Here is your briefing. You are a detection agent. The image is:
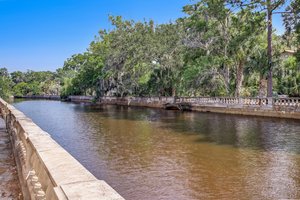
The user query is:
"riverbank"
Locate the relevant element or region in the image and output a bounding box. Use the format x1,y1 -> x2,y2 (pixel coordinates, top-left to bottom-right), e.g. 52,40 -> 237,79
14,95 -> 300,119
14,95 -> 61,100
68,96 -> 300,120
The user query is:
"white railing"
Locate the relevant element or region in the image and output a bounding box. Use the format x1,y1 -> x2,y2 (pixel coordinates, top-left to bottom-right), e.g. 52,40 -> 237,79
273,98 -> 300,107
95,96 -> 299,107
68,95 -> 300,109
174,97 -> 300,107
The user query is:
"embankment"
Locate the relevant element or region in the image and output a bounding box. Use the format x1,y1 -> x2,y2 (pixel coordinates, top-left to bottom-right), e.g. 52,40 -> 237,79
15,95 -> 300,119
69,96 -> 300,120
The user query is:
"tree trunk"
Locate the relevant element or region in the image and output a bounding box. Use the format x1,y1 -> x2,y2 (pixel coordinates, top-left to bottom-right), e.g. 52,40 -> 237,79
224,42 -> 230,95
259,75 -> 268,98
224,65 -> 230,95
172,87 -> 176,97
235,60 -> 244,97
267,0 -> 273,97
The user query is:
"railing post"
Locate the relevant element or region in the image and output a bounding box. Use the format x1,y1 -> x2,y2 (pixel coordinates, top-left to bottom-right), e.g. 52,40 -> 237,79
267,97 -> 273,107
238,98 -> 242,105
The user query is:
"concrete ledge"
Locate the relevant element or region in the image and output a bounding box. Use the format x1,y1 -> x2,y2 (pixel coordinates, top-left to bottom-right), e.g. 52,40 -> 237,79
0,98 -> 125,200
191,106 -> 300,120
57,180 -> 124,200
90,96 -> 300,119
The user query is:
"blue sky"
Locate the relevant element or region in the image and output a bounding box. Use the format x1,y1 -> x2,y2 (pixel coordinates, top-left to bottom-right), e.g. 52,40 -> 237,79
0,0 -> 286,72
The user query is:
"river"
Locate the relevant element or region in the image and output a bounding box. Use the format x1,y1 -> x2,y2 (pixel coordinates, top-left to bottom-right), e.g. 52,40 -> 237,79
13,100 -> 300,199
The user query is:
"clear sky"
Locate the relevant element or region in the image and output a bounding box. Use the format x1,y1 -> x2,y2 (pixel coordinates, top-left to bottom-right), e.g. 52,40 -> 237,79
0,0 -> 286,72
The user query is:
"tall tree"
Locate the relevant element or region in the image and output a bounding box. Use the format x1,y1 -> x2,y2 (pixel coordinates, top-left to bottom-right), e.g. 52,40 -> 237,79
283,0 -> 300,61
182,0 -> 234,95
182,0 -> 264,97
227,0 -> 292,97
229,10 -> 265,97
0,68 -> 12,99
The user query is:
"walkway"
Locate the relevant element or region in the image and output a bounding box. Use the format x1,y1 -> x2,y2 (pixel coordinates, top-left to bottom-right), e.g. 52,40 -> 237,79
0,119 -> 22,199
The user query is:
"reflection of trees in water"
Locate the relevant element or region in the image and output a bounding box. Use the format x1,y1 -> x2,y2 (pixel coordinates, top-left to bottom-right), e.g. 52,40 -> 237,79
259,120 -> 300,154
14,101 -> 300,199
234,119 -> 264,149
72,103 -> 300,154
141,110 -> 300,154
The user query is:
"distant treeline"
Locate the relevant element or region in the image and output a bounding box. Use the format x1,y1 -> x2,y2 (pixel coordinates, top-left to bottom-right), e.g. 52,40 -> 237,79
1,0 -> 300,100
0,69 -> 60,99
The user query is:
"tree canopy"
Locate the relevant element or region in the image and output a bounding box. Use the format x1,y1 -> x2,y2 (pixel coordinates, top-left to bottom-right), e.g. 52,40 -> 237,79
57,0 -> 299,98
0,0 -> 299,99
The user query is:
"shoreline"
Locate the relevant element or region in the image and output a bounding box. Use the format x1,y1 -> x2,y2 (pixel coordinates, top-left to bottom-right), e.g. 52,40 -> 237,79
15,95 -> 300,120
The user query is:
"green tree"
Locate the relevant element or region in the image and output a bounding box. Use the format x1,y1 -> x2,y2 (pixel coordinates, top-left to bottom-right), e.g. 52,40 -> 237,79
61,52 -> 104,97
227,0 -> 293,97
57,2 -> 298,99
10,71 -> 26,85
276,56 -> 300,96
0,68 -> 12,99
182,0 -> 265,97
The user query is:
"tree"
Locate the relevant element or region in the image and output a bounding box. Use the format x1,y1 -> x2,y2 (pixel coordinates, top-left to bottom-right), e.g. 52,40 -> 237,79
10,70 -> 61,96
227,0 -> 293,97
58,3 -> 297,99
99,16 -> 157,97
276,56 -> 300,96
0,68 -> 12,99
10,71 -> 26,85
283,0 -> 300,62
182,0 -> 265,97
151,22 -> 185,96
182,0 -> 233,95
229,10 -> 265,97
61,52 -> 104,97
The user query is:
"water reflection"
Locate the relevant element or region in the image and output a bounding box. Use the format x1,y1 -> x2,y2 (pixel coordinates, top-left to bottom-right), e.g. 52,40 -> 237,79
13,100 -> 300,199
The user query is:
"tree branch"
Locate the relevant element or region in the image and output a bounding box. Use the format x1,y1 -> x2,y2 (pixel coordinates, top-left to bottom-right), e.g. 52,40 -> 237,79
273,11 -> 292,14
271,0 -> 285,12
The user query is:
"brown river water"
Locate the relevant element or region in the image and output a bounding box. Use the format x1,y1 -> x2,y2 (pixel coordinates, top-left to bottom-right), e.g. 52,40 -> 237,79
13,100 -> 300,200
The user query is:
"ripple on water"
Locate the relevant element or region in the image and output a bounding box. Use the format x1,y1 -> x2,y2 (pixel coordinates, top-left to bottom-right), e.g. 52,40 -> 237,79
13,100 -> 300,200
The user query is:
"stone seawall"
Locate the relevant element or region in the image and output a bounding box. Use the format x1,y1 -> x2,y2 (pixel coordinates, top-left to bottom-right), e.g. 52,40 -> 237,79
15,95 -> 300,119
0,98 -> 124,200
69,96 -> 300,119
177,97 -> 300,119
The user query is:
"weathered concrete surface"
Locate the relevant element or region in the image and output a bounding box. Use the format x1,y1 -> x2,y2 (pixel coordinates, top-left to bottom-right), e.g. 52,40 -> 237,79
0,119 -> 22,200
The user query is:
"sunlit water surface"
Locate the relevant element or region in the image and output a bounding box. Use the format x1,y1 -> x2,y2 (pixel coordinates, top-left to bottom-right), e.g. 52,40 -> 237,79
13,100 -> 300,199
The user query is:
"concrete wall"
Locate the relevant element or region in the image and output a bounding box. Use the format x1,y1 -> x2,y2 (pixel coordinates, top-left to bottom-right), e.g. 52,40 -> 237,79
69,96 -> 300,119
13,95 -> 300,119
68,96 -> 94,103
0,98 -> 124,200
99,96 -> 176,108
177,97 -> 300,119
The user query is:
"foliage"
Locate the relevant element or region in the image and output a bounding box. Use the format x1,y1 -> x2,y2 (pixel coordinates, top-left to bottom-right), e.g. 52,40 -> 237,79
5,0 -> 300,98
58,2 -> 300,97
276,56 -> 300,96
4,70 -> 61,97
0,68 -> 12,99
